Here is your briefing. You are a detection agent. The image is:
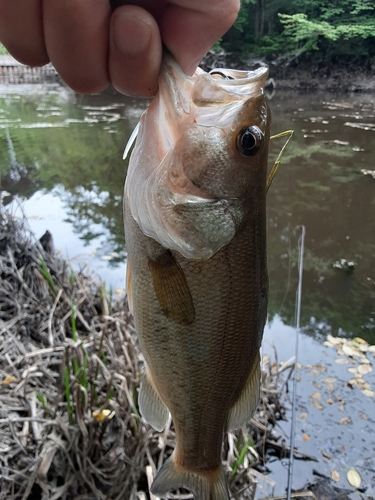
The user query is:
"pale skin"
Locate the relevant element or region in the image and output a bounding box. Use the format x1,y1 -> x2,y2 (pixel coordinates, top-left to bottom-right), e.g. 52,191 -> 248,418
0,0 -> 240,96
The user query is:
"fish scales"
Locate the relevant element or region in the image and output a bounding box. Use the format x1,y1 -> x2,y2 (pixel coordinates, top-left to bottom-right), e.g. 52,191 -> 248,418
124,54 -> 270,500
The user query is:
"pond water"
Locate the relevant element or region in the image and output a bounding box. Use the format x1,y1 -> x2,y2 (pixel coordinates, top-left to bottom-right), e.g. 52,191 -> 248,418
1,82 -> 374,497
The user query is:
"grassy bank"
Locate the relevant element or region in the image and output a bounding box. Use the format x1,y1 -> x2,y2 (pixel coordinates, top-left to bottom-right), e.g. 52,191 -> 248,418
0,201 -> 297,500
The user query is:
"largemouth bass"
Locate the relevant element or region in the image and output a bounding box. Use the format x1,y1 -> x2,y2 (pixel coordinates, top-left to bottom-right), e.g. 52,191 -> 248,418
124,54 -> 270,500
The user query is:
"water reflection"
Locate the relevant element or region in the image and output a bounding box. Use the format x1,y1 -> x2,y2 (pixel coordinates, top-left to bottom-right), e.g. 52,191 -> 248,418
0,84 -> 374,342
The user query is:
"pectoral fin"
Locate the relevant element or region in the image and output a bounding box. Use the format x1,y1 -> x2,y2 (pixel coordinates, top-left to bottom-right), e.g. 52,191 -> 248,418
139,370 -> 169,432
227,353 -> 260,431
148,250 -> 195,325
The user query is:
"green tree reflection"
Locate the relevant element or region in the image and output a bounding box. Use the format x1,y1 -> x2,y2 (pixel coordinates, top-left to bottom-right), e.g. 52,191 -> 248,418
0,89 -> 374,342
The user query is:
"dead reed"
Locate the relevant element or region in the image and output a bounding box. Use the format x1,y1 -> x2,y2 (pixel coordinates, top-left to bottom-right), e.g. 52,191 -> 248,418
0,201 -> 295,500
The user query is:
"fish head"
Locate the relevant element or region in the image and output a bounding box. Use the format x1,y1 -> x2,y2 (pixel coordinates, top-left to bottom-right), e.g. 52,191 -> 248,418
125,55 -> 271,259
160,56 -> 270,202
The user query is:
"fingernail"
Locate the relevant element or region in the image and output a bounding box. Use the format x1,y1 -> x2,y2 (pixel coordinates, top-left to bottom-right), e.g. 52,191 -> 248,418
113,11 -> 152,55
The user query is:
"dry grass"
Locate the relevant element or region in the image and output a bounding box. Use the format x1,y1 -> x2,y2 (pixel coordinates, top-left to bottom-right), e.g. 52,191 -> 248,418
0,201 -> 296,500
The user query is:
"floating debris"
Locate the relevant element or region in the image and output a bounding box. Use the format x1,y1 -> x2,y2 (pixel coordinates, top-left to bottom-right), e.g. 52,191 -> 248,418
332,258 -> 356,270
344,121 -> 375,131
361,168 -> 375,179
324,334 -> 374,398
333,139 -> 349,146
346,467 -> 362,489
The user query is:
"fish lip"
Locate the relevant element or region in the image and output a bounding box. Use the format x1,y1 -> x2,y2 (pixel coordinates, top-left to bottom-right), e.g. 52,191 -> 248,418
208,66 -> 269,85
162,51 -> 269,86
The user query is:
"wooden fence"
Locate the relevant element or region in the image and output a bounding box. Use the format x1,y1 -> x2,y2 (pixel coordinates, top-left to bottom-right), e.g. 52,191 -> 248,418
0,55 -> 59,84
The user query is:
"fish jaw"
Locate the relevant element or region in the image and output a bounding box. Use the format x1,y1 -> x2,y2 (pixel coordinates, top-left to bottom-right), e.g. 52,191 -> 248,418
125,56 -> 270,260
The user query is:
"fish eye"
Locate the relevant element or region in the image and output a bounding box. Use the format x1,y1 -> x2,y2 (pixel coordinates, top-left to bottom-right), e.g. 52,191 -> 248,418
237,126 -> 263,157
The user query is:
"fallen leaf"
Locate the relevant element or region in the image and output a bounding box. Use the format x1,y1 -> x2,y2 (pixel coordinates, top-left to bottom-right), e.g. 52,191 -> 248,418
331,470 -> 340,483
357,380 -> 371,390
298,412 -> 308,420
340,417 -> 351,425
347,379 -> 357,387
312,392 -> 322,399
347,367 -> 358,374
323,377 -> 337,384
313,400 -> 324,410
335,358 -> 352,364
353,337 -> 368,345
311,369 -> 321,376
1,375 -> 16,385
297,362 -> 303,369
321,450 -> 332,459
342,344 -> 355,357
359,357 -> 371,364
313,381 -> 322,389
368,345 -> 375,352
326,398 -> 334,404
357,364 -> 372,375
362,389 -> 375,397
347,467 -> 361,489
327,383 -> 335,392
302,434 -> 310,441
314,364 -> 327,372
327,335 -> 342,346
324,341 -> 334,347
338,405 -> 345,412
92,409 -> 115,422
358,413 -> 368,420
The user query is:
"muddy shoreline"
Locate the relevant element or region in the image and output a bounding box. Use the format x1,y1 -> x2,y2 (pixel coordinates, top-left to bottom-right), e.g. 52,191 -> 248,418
268,65 -> 375,93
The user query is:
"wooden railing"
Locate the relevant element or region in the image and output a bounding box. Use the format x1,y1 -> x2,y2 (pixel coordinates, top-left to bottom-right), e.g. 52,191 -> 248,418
0,55 -> 59,84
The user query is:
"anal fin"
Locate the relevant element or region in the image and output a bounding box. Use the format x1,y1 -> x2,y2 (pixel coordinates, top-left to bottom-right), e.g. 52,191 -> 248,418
139,370 -> 169,432
148,249 -> 195,325
227,352 -> 261,431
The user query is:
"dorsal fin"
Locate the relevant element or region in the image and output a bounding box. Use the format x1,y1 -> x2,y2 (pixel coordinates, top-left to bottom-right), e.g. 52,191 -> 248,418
123,122 -> 140,160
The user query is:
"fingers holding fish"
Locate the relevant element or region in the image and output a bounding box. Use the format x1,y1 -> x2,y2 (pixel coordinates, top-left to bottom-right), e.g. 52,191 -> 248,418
160,0 -> 241,75
109,5 -> 162,97
0,0 -> 48,67
43,0 -> 112,93
0,0 -> 240,96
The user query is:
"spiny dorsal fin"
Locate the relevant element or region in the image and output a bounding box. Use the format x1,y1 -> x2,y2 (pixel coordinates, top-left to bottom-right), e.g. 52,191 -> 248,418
148,250 -> 195,325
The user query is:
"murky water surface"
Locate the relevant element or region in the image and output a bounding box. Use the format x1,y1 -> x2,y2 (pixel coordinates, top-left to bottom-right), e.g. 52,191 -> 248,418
1,83 -> 374,497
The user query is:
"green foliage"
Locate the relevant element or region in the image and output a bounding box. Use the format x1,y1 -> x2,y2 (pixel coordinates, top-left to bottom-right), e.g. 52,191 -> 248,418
219,0 -> 375,64
39,258 -> 57,296
279,11 -> 375,54
0,43 -> 9,55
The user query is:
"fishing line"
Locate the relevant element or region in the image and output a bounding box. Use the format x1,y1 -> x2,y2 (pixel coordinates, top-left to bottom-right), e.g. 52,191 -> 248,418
286,225 -> 306,500
278,223 -> 293,317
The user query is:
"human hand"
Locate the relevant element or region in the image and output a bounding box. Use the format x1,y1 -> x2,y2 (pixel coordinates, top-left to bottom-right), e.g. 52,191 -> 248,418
0,0 -> 239,96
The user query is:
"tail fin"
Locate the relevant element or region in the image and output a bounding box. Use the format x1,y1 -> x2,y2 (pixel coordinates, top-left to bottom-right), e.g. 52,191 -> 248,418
150,455 -> 229,500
